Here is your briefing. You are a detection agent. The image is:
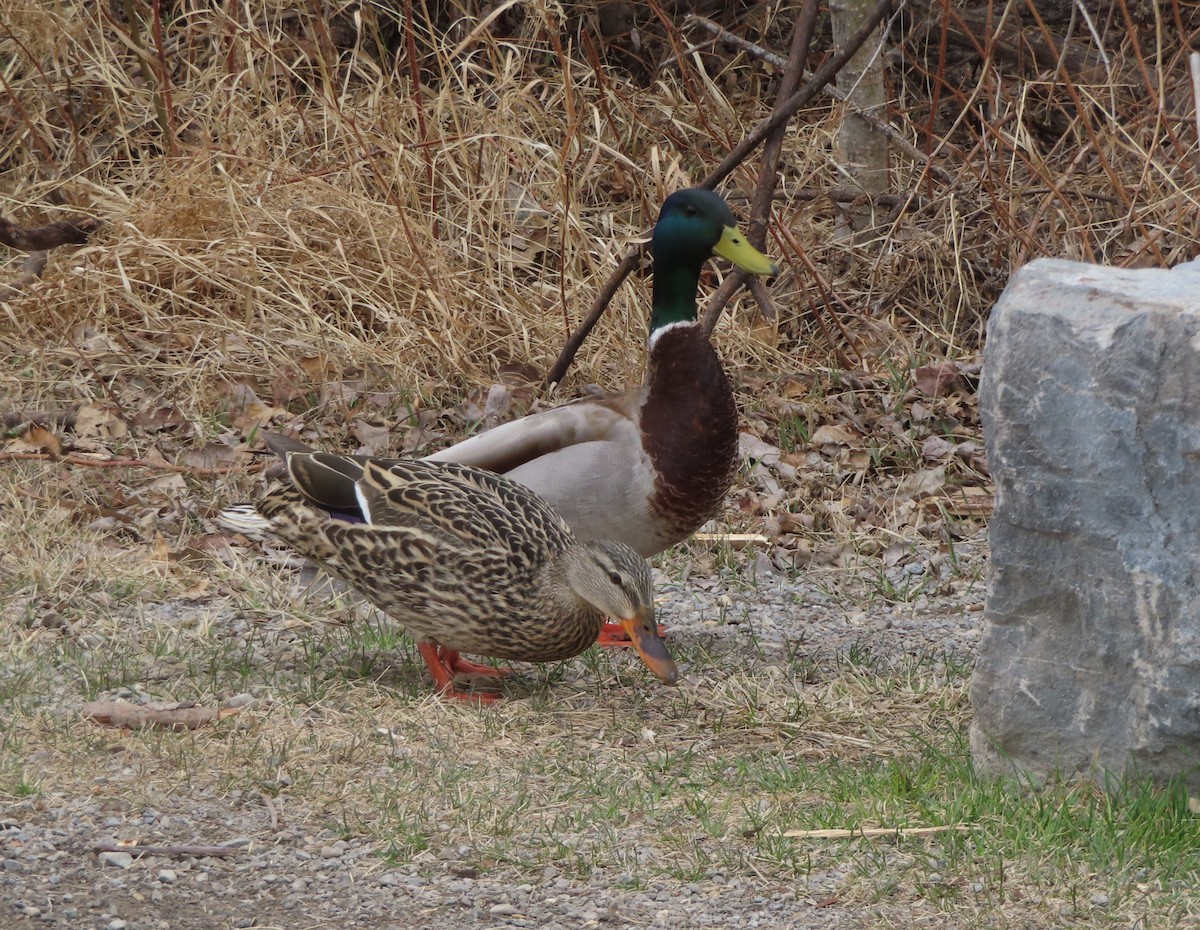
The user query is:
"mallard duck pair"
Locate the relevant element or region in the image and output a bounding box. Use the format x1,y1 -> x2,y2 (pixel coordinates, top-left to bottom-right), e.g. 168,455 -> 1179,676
426,188 -> 778,642
226,188 -> 777,700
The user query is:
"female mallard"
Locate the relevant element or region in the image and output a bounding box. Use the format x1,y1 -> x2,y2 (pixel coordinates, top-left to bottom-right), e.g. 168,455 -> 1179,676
425,188 -> 778,639
220,434 -> 678,703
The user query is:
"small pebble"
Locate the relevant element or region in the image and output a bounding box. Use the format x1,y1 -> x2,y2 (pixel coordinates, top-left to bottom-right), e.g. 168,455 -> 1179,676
3,858 -> 24,873
157,869 -> 176,883
99,851 -> 134,869
490,903 -> 518,916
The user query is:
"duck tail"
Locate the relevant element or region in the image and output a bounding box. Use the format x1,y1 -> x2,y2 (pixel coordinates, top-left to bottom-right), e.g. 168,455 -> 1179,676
217,504 -> 271,538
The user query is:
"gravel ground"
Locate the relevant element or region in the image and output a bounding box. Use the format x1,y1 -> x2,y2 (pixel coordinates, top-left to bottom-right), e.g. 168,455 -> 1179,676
1,534 -> 989,930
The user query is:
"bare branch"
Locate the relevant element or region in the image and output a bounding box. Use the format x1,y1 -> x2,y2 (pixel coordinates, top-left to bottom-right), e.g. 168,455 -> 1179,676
0,213 -> 102,305
545,0 -> 894,385
0,214 -> 101,251
94,843 -> 239,859
701,1 -> 819,336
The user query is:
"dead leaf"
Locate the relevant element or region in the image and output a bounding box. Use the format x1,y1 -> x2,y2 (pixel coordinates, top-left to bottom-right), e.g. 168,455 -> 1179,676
228,383 -> 287,426
183,442 -> 241,469
497,362 -> 540,388
810,424 -> 861,448
180,577 -> 212,600
269,365 -> 306,407
483,384 -> 512,424
914,364 -> 967,398
894,466 -> 946,501
750,314 -> 781,349
134,406 -> 194,434
6,424 -> 63,456
148,473 -> 187,495
75,404 -> 128,441
82,700 -> 242,731
921,436 -> 954,461
148,534 -> 171,574
739,434 -> 782,464
455,387 -> 486,423
299,354 -> 337,381
351,420 -> 390,455
763,511 -> 809,537
505,180 -> 551,223
398,407 -> 444,454
318,380 -> 363,409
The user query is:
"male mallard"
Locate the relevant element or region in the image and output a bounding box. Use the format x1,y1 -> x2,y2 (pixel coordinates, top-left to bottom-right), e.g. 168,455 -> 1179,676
425,188 -> 778,639
220,434 -> 677,703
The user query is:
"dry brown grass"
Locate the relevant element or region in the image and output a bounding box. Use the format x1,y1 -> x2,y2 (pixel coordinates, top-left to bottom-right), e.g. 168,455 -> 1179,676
2,2 -> 1196,471
2,1 -> 1193,566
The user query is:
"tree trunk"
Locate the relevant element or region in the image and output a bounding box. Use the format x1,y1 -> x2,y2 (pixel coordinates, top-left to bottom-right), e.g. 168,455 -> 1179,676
830,0 -> 890,237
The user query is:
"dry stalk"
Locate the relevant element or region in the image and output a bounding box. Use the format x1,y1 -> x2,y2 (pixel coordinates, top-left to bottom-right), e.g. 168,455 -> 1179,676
546,0 -> 896,386
700,1 -> 818,338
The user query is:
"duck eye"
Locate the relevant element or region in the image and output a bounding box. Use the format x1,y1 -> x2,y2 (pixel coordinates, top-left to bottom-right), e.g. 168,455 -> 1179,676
684,204 -> 697,216
608,571 -> 623,586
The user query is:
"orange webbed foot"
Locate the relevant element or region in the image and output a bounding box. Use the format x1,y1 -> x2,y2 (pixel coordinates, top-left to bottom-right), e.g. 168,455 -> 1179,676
418,643 -> 507,703
442,650 -> 514,679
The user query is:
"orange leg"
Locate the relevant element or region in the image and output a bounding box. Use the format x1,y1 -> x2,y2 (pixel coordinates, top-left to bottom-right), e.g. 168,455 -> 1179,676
596,620 -> 669,648
440,649 -> 513,679
417,643 -> 506,704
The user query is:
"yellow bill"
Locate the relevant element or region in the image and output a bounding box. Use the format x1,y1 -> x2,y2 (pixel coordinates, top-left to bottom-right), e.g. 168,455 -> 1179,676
714,225 -> 779,276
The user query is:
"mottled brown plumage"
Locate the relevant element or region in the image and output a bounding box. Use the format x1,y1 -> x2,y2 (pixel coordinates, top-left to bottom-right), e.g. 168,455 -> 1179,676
220,439 -> 678,702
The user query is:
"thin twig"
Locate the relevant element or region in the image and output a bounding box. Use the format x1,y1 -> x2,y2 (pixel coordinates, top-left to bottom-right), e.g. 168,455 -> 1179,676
698,0 -> 898,192
0,408 -> 80,430
0,451 -> 265,476
94,843 -> 239,859
783,824 -> 972,839
686,13 -> 956,187
544,0 -> 895,386
700,1 -> 818,336
1190,52 -> 1200,149
544,248 -> 645,387
0,214 -> 102,305
0,214 -> 101,251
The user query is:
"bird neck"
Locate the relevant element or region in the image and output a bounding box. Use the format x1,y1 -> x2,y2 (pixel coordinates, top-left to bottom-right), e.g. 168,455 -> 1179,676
530,550 -> 606,651
649,259 -> 704,333
538,549 -> 597,615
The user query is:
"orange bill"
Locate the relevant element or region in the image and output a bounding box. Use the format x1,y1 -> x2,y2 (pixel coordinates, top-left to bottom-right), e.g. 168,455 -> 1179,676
619,609 -> 679,685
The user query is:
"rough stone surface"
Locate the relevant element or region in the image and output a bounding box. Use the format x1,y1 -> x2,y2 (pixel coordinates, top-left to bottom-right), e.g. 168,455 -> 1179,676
973,256 -> 1200,787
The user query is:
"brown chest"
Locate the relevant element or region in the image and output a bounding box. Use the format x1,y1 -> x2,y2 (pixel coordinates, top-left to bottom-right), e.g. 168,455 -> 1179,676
638,325 -> 738,540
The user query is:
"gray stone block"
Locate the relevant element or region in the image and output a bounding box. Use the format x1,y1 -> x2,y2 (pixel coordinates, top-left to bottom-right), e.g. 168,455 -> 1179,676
972,257 -> 1200,788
